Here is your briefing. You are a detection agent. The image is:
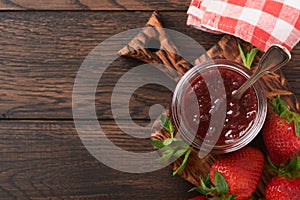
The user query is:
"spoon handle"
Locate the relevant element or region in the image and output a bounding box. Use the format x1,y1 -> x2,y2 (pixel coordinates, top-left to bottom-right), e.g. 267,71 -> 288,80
233,44 -> 291,99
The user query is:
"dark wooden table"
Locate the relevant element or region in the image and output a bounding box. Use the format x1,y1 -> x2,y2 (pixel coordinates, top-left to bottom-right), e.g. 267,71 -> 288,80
1,1 -> 300,199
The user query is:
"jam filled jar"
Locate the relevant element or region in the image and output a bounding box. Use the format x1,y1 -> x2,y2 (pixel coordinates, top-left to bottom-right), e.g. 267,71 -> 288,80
171,60 -> 267,154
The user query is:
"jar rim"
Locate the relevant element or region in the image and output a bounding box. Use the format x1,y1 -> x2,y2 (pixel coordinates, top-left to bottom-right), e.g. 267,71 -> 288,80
171,59 -> 267,154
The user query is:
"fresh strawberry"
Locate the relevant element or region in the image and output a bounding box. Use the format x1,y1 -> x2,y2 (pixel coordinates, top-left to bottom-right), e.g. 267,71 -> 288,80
191,146 -> 264,200
265,157 -> 300,200
262,96 -> 300,164
265,176 -> 300,200
189,196 -> 207,200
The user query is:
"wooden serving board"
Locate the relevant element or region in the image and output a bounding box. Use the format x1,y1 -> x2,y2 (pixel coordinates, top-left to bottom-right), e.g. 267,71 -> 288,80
119,11 -> 300,199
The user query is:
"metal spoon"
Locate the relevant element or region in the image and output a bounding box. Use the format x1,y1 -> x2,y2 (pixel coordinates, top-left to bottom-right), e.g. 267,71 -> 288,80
233,44 -> 291,99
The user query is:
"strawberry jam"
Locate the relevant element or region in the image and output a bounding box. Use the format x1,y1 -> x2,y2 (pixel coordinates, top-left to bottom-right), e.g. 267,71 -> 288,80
181,68 -> 258,144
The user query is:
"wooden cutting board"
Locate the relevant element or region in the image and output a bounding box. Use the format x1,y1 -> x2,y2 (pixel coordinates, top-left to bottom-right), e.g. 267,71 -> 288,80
119,11 -> 300,199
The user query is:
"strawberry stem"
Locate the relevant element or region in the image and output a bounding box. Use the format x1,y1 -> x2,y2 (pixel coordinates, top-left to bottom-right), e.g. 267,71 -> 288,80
267,156 -> 300,179
271,96 -> 300,137
151,114 -> 192,176
238,42 -> 259,69
190,172 -> 236,200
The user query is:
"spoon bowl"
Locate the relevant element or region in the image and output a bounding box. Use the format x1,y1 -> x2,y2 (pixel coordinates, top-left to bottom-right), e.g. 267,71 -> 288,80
233,44 -> 291,99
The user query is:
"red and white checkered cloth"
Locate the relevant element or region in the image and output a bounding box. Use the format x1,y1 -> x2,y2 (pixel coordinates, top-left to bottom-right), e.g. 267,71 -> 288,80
187,0 -> 300,51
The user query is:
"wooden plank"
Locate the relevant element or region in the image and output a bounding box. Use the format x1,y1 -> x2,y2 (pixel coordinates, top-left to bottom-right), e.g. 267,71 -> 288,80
0,11 -> 222,119
0,0 -> 190,11
0,11 -> 299,120
0,120 -> 197,199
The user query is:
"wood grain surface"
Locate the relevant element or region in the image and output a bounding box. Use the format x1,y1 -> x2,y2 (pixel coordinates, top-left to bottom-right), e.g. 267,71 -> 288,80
0,120 -> 199,199
0,0 -> 190,10
119,11 -> 194,81
0,11 -> 223,120
0,4 -> 300,200
1,12 -> 300,120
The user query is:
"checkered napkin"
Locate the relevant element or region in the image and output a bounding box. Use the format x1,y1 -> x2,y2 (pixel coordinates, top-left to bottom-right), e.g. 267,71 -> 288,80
187,0 -> 300,51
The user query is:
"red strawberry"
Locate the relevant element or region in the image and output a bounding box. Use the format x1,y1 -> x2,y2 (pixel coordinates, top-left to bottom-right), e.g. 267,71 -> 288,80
210,146 -> 264,200
191,146 -> 264,200
265,157 -> 300,200
262,96 -> 300,164
189,196 -> 207,200
265,176 -> 300,200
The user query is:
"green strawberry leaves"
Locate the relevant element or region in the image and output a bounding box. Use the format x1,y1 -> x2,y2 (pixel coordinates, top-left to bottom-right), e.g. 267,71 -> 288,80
151,114 -> 192,176
190,172 -> 236,200
214,172 -> 229,194
271,96 -> 300,137
163,138 -> 173,146
150,140 -> 164,149
160,114 -> 175,138
267,156 -> 300,179
173,147 -> 192,176
286,157 -> 300,178
238,43 -> 259,69
286,157 -> 300,173
271,96 -> 289,114
190,174 -> 213,195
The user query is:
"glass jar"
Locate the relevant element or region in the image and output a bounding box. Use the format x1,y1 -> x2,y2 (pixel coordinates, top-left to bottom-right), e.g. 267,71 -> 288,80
171,59 -> 267,154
